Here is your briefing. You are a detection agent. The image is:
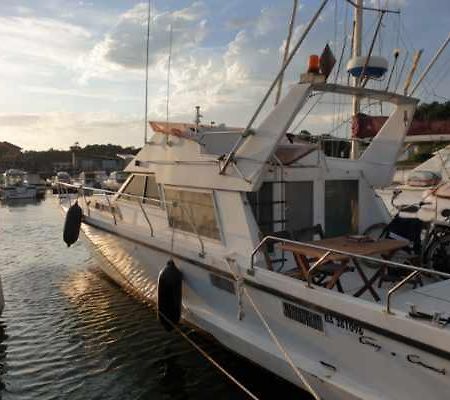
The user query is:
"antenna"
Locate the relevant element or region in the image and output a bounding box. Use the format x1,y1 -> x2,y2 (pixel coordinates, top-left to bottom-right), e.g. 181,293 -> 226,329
274,0 -> 298,106
144,0 -> 151,144
165,24 -> 173,142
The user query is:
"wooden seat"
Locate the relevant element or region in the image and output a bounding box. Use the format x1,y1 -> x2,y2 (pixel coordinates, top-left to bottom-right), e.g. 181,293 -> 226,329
291,225 -> 348,292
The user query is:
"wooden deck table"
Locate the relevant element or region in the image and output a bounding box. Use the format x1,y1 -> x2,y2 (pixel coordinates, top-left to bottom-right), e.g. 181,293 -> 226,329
281,236 -> 409,301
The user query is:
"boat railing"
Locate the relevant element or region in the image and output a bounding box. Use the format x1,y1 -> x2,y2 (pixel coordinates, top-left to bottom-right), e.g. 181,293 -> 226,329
251,235 -> 450,314
56,182 -> 206,258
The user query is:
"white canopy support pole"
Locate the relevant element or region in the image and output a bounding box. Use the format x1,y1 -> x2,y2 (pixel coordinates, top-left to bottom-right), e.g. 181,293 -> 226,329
403,50 -> 423,96
274,0 -> 298,106
410,32 -> 450,97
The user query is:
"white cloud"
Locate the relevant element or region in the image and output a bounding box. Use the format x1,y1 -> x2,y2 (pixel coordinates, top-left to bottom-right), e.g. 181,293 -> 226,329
0,1 -> 352,150
75,2 -> 293,126
0,16 -> 91,67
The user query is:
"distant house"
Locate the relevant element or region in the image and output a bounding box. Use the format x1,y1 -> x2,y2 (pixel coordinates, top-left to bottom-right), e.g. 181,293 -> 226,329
52,161 -> 72,172
74,154 -> 124,173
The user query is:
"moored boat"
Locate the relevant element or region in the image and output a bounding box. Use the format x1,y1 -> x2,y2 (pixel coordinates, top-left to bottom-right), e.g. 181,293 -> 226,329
58,1 -> 450,397
0,169 -> 37,200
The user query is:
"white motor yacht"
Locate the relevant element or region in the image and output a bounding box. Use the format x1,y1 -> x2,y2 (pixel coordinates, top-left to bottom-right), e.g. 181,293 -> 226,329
58,0 -> 450,395
58,73 -> 450,399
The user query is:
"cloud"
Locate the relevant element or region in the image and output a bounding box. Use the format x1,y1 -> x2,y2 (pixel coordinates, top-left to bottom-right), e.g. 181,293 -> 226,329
93,1 -> 207,70
0,16 -> 91,67
76,2 -> 294,125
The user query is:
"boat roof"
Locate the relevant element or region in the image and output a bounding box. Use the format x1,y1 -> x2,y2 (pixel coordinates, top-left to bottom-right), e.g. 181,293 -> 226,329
311,83 -> 418,105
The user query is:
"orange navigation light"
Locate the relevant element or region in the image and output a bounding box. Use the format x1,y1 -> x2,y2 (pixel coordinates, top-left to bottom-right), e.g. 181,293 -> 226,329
307,54 -> 320,74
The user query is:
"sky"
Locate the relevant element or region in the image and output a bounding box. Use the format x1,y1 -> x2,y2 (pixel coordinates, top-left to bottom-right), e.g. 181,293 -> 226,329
0,0 -> 449,150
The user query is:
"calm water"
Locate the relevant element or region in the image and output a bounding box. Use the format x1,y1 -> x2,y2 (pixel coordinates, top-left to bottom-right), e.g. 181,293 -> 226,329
0,196 -> 308,400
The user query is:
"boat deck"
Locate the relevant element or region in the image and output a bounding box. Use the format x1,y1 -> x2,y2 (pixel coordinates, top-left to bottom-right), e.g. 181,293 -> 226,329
283,262 -> 450,320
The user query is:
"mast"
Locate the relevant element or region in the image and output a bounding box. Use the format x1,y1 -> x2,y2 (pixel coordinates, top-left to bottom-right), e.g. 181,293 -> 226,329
144,0 -> 151,144
350,0 -> 362,159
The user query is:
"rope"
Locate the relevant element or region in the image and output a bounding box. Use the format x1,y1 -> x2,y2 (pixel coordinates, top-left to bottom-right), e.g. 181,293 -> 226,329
87,236 -> 260,400
225,260 -> 321,400
243,288 -> 321,400
160,315 -> 260,400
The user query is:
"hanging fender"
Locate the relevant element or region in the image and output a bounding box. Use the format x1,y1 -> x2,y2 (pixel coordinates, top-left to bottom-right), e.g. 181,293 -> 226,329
63,202 -> 83,247
157,260 -> 183,331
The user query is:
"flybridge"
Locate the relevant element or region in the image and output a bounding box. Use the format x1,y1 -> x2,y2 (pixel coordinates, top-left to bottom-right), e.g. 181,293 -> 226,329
128,82 -> 418,191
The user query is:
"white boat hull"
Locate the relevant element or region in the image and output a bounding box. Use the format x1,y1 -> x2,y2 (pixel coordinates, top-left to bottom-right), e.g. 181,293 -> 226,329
1,186 -> 37,200
78,216 -> 450,400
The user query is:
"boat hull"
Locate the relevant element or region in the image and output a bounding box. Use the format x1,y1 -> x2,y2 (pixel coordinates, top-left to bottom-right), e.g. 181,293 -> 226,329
1,186 -> 37,200
80,219 -> 361,400
77,216 -> 450,400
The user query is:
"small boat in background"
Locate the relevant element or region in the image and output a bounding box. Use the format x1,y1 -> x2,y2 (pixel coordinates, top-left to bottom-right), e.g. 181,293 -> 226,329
25,173 -> 47,198
79,171 -> 108,189
0,169 -> 37,200
102,171 -> 130,192
407,170 -> 442,187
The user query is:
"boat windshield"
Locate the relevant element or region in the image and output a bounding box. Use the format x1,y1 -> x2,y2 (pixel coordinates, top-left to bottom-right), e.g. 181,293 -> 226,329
115,172 -> 129,183
5,171 -> 25,186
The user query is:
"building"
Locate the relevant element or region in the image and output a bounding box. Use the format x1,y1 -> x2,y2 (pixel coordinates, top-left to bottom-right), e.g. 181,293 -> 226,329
74,154 -> 124,173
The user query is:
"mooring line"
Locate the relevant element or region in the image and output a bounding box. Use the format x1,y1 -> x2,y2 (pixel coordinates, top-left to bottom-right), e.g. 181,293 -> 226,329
225,259 -> 321,400
88,238 -> 260,400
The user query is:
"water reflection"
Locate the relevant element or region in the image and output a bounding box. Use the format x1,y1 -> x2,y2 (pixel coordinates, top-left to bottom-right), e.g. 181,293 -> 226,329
0,198 -> 44,208
0,196 -> 308,400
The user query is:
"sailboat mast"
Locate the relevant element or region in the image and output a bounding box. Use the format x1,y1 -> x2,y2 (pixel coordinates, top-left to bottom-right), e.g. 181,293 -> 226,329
350,0 -> 363,159
144,0 -> 151,144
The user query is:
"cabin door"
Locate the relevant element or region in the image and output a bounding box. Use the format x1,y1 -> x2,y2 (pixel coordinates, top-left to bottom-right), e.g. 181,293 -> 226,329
284,181 -> 314,237
325,180 -> 359,237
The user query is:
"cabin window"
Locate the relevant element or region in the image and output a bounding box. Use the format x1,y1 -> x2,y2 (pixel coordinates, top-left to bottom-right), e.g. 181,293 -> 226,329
144,175 -> 160,204
325,180 -> 359,237
120,174 -> 145,201
164,187 -> 221,240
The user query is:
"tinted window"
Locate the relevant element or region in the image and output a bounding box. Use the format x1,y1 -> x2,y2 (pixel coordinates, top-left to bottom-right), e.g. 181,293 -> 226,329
144,175 -> 160,204
120,175 -> 145,201
247,183 -> 273,235
165,188 -> 220,240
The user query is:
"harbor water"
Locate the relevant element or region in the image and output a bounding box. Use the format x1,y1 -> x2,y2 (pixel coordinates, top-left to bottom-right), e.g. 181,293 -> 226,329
0,196 -> 307,400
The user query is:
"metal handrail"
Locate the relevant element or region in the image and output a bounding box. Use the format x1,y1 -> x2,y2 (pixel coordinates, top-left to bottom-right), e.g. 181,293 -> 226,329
251,235 -> 450,315
104,191 -> 116,225
59,182 -> 165,206
251,235 -> 450,280
386,270 -> 421,314
306,251 -> 332,288
138,199 -> 154,237
58,182 -> 205,257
